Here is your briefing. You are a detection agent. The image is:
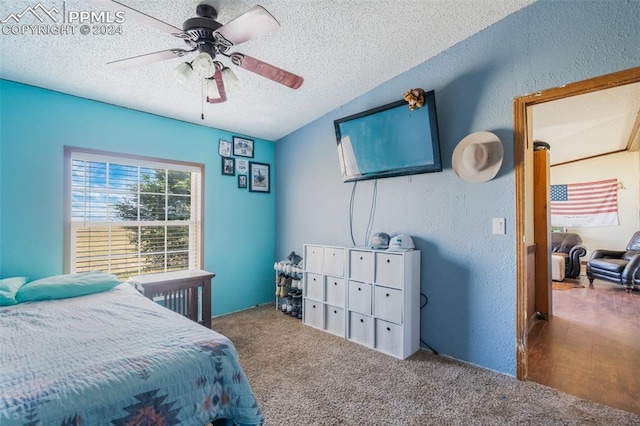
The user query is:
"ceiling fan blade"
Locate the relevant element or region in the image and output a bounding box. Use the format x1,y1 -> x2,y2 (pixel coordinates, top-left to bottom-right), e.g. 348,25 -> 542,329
107,49 -> 195,70
207,69 -> 227,104
228,53 -> 303,89
214,5 -> 280,47
90,0 -> 189,39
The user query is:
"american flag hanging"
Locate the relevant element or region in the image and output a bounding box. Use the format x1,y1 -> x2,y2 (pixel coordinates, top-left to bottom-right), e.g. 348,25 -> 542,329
550,178 -> 619,227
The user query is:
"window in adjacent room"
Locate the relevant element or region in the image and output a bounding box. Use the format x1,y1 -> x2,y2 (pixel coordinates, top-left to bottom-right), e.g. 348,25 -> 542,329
65,147 -> 203,280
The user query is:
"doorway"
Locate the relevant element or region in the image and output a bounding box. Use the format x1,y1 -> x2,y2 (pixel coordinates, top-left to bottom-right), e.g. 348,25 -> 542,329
514,66 -> 640,380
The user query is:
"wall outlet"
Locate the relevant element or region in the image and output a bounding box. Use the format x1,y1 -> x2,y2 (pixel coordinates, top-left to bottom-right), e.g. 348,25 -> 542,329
492,218 -> 506,235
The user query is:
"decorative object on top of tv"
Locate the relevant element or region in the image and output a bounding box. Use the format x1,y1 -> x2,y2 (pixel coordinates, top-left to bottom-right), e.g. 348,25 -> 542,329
249,162 -> 270,193
403,88 -> 425,110
233,136 -> 254,158
222,157 -> 235,175
452,131 -> 504,183
218,139 -> 231,157
101,2 -> 303,107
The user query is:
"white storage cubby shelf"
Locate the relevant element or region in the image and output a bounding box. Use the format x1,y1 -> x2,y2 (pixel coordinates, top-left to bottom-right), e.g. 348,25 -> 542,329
302,243 -> 421,360
302,244 -> 346,338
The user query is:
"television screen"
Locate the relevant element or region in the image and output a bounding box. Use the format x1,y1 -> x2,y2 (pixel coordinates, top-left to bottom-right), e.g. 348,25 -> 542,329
334,90 -> 442,182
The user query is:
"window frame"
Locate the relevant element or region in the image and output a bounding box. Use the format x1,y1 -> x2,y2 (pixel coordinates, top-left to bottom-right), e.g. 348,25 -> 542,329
63,146 -> 204,278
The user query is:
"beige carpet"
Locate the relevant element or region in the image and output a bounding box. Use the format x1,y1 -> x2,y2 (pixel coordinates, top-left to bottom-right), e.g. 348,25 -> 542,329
212,305 -> 640,425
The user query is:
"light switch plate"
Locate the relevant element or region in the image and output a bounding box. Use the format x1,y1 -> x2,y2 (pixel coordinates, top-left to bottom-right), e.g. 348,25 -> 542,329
492,218 -> 506,234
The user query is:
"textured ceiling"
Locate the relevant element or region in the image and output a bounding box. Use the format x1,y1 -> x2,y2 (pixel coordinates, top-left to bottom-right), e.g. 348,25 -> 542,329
0,0 -> 534,141
533,81 -> 640,166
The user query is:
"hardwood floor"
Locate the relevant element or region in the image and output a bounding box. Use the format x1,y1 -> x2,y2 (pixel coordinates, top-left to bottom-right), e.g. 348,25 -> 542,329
527,275 -> 640,415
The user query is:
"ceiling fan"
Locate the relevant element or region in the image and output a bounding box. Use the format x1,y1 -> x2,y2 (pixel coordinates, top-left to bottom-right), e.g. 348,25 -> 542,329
94,1 -> 304,104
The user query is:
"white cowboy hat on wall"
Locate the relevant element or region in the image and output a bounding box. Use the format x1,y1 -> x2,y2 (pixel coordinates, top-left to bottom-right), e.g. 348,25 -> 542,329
452,131 -> 504,183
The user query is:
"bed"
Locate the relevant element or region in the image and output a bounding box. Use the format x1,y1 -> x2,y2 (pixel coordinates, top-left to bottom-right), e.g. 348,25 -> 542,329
0,281 -> 264,425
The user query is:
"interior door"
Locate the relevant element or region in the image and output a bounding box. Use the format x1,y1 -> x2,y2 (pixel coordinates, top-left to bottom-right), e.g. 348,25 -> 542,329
533,148 -> 552,319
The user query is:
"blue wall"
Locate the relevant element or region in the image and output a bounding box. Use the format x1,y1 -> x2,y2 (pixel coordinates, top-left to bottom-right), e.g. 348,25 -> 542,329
274,0 -> 640,375
0,81 -> 276,316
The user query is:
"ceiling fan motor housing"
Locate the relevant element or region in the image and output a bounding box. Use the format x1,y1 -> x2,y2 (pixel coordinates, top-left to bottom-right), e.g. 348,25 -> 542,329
183,14 -> 229,56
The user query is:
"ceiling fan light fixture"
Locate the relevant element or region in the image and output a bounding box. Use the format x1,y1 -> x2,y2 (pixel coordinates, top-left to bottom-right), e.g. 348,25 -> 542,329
192,52 -> 215,76
172,62 -> 193,84
205,77 -> 221,100
221,67 -> 242,90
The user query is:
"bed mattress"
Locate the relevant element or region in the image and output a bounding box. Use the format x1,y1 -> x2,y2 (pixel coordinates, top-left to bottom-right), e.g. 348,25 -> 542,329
0,283 -> 263,425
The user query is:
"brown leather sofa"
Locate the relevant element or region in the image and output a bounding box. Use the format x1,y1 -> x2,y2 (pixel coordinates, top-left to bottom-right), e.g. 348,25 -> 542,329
551,232 -> 587,278
586,231 -> 640,292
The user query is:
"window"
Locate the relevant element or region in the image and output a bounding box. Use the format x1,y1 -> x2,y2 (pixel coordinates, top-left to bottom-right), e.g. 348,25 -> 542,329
65,148 -> 203,280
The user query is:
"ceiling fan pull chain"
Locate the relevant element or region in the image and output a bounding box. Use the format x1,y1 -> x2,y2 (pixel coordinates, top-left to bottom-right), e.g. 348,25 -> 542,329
201,79 -> 205,120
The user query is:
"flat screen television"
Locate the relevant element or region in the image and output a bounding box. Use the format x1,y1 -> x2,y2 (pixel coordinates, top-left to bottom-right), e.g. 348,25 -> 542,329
334,90 -> 442,182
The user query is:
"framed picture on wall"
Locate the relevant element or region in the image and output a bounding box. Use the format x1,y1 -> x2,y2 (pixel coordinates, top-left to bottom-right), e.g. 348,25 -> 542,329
236,159 -> 249,175
249,162 -> 270,193
218,139 -> 231,157
238,174 -> 247,189
233,136 -> 254,158
222,157 -> 235,176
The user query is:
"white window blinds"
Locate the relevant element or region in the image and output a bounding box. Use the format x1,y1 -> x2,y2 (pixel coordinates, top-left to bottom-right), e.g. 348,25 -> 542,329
66,149 -> 203,279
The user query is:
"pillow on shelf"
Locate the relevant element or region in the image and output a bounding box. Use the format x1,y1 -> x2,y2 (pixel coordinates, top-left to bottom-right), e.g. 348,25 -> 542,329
0,277 -> 28,306
16,272 -> 122,303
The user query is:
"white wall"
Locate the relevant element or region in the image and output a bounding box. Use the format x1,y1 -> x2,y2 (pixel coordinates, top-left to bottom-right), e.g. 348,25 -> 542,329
550,151 -> 640,255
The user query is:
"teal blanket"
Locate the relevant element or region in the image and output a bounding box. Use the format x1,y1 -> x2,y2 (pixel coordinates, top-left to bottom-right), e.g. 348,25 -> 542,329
0,283 -> 263,425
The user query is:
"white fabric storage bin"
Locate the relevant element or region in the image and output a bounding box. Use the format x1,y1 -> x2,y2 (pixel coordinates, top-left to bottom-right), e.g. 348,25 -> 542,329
325,277 -> 345,306
348,311 -> 373,347
348,281 -> 372,315
304,299 -> 323,329
305,273 -> 323,301
324,305 -> 345,336
305,245 -> 324,273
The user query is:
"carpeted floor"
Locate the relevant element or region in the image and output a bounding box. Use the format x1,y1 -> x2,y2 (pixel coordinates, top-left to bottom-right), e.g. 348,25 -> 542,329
212,305 -> 640,425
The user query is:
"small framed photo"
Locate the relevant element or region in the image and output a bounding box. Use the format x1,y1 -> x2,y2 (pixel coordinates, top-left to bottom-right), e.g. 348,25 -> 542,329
238,175 -> 247,189
236,159 -> 249,175
222,157 -> 235,176
218,139 -> 231,157
249,162 -> 270,193
233,136 -> 254,158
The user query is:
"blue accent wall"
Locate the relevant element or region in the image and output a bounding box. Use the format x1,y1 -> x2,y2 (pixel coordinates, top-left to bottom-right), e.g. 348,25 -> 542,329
0,81 -> 275,316
274,0 -> 640,375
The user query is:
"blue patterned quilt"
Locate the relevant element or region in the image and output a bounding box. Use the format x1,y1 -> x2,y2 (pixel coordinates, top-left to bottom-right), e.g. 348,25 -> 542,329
0,283 -> 264,425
